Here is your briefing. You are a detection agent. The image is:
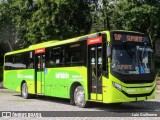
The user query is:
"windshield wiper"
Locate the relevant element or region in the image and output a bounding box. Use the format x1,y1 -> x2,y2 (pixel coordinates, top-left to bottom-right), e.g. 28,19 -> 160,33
137,44 -> 151,64
142,43 -> 147,59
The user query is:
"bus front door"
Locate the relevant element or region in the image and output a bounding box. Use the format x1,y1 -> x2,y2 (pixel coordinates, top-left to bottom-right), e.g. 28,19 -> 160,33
88,44 -> 103,101
35,53 -> 45,95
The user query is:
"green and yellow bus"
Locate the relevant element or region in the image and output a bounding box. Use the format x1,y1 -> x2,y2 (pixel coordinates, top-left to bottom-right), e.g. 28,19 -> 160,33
3,30 -> 156,108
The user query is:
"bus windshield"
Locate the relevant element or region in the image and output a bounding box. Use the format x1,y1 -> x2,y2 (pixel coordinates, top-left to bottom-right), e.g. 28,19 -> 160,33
111,43 -> 153,75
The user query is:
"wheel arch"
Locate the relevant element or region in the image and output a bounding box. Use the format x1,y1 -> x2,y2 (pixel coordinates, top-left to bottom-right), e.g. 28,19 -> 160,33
69,82 -> 82,105
21,80 -> 26,91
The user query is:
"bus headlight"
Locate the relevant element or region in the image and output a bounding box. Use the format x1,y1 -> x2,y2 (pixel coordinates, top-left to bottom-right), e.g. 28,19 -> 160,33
112,82 -> 122,91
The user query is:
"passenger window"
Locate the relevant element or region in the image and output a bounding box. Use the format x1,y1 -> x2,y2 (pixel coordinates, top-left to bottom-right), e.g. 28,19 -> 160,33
4,51 -> 34,70
66,41 -> 86,66
45,46 -> 65,68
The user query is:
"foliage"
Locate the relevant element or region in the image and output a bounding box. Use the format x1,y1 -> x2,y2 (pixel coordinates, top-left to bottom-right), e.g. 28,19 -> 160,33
0,0 -> 92,48
0,0 -> 17,51
0,0 -> 160,53
54,0 -> 92,39
107,0 -> 160,42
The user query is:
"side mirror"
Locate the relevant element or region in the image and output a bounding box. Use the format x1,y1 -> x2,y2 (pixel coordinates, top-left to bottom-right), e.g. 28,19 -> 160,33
107,46 -> 111,57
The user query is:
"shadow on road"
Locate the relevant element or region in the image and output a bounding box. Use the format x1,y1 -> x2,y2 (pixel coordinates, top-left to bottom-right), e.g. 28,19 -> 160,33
13,93 -> 160,112
88,101 -> 160,112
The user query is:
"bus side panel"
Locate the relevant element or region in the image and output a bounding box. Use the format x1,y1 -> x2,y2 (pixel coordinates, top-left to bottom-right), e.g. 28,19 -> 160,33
44,67 -> 88,99
3,69 -> 35,93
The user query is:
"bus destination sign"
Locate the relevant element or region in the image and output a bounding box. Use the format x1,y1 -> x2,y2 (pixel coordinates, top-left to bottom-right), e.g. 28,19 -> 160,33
113,33 -> 149,43
87,36 -> 102,45
35,48 -> 45,54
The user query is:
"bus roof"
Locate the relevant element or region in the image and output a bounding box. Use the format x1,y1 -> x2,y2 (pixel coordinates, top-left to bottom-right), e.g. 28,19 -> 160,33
5,31 -> 107,55
110,30 -> 146,35
5,30 -> 146,56
28,40 -> 60,48
5,38 -> 78,55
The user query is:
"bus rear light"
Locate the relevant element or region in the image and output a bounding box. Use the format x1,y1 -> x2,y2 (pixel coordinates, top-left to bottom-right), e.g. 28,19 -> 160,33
112,82 -> 122,91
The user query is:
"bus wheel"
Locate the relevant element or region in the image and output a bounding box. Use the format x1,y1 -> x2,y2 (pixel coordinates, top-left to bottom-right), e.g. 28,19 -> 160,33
74,86 -> 88,108
21,83 -> 30,99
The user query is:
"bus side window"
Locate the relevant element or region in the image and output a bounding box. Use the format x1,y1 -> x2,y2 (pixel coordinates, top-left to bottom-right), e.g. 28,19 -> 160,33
29,52 -> 34,69
45,48 -> 55,68
5,55 -> 14,70
45,46 -> 65,68
25,52 -> 33,69
66,41 -> 86,66
4,51 -> 33,70
14,54 -> 26,69
53,47 -> 65,67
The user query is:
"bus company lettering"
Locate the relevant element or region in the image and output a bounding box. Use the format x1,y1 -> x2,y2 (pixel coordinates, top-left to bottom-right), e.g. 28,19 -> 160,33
87,36 -> 102,45
55,72 -> 69,79
114,34 -> 122,41
17,74 -> 33,79
127,35 -> 143,42
114,34 -> 143,42
35,48 -> 45,54
71,75 -> 84,81
117,65 -> 132,70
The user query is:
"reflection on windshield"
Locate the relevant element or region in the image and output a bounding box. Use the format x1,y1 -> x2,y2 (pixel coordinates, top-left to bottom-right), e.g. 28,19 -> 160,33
111,44 -> 153,74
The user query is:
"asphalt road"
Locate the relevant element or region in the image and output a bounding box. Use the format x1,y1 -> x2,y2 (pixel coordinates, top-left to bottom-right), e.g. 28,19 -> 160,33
0,89 -> 160,119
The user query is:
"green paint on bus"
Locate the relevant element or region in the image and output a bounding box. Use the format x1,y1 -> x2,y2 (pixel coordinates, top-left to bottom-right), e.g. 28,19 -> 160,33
3,30 -> 156,108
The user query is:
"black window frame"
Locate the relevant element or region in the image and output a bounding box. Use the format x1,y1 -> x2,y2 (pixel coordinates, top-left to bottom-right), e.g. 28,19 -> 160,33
4,51 -> 34,70
65,40 -> 87,67
45,45 -> 65,68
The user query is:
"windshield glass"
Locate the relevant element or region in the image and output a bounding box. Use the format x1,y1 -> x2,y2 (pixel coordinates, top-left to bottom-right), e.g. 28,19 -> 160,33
111,43 -> 153,74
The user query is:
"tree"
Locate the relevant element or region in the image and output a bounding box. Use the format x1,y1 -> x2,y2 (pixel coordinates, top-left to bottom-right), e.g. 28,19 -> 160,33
105,0 -> 160,42
2,0 -> 92,47
0,0 -> 18,67
0,1 -> 17,51
55,0 -> 92,39
1,0 -> 160,49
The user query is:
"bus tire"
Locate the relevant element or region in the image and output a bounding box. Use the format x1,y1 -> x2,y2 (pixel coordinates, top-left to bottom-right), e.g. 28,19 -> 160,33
74,86 -> 88,108
21,83 -> 30,99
